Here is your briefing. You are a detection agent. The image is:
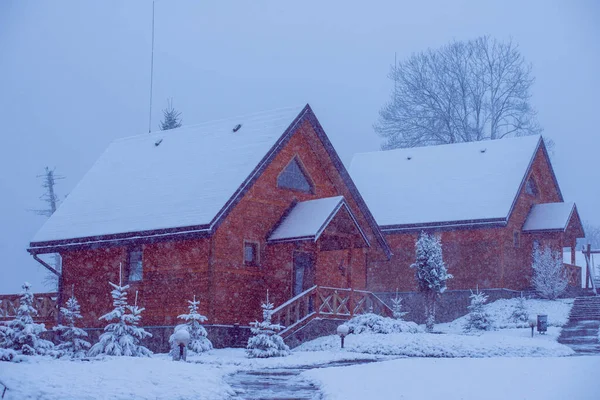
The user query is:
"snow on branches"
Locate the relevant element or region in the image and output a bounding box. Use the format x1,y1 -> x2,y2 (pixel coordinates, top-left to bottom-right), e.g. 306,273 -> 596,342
88,281 -> 152,357
391,292 -> 408,321
531,244 -> 568,300
511,294 -> 529,326
411,232 -> 452,331
169,296 -> 212,355
464,289 -> 493,332
0,282 -> 54,356
53,295 -> 90,358
246,293 -> 290,358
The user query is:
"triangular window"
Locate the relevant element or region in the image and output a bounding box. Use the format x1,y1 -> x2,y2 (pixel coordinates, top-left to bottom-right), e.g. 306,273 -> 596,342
525,177 -> 538,197
277,157 -> 313,193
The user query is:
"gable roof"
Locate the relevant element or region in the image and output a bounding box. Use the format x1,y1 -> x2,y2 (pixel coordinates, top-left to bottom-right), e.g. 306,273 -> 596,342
350,135 -> 559,231
522,202 -> 578,232
268,196 -> 369,245
29,105 -> 391,257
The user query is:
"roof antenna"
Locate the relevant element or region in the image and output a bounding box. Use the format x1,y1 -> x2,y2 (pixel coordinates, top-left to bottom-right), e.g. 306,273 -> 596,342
148,1 -> 155,133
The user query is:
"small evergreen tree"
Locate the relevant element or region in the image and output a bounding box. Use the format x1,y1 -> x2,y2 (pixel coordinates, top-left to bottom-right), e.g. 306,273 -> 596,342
511,294 -> 529,325
531,244 -> 568,300
246,293 -> 290,358
159,98 -> 183,130
53,295 -> 91,358
464,289 -> 493,331
0,283 -> 54,355
391,292 -> 407,320
88,282 -> 152,357
411,232 -> 452,332
169,296 -> 212,355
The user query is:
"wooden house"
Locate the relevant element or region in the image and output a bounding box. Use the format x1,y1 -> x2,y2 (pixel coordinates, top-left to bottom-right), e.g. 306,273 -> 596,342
27,105 -> 584,346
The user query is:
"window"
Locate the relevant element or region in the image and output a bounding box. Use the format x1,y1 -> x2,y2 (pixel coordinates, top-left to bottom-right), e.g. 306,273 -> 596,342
244,241 -> 259,266
128,247 -> 143,282
513,231 -> 520,248
277,157 -> 313,193
525,177 -> 538,196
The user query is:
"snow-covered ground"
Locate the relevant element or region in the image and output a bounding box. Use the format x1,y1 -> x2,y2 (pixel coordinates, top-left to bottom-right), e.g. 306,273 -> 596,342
1,355 -> 236,400
297,297 -> 575,358
296,328 -> 574,358
439,297 -> 573,332
0,297 -> 585,399
303,356 -> 600,400
0,349 -> 384,400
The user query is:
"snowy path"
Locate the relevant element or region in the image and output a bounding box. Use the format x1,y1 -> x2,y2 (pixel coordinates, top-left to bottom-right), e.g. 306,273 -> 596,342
225,359 -> 380,400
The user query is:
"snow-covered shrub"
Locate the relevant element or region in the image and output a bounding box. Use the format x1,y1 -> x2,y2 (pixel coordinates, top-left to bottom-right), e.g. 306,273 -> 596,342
464,289 -> 493,332
0,282 -> 54,356
0,348 -> 24,362
246,295 -> 290,358
511,295 -> 529,326
53,295 -> 91,358
343,313 -> 421,334
391,294 -> 408,320
410,232 -> 453,331
531,244 -> 568,300
169,296 -> 212,355
88,282 -> 152,357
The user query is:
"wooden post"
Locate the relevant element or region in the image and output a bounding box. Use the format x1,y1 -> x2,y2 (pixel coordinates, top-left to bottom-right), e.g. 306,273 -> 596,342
571,239 -> 576,265
585,244 -> 591,289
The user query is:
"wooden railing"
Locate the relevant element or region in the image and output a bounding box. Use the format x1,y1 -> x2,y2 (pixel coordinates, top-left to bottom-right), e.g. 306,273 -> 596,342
272,286 -> 393,337
0,292 -> 58,325
563,263 -> 582,288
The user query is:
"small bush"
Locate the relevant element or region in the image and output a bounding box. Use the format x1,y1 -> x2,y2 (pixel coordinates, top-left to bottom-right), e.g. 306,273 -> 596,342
343,313 -> 421,335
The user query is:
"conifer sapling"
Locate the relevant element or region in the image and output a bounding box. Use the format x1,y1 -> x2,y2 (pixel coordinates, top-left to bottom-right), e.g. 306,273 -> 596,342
88,276 -> 152,357
464,288 -> 493,331
0,282 -> 54,356
169,295 -> 212,355
511,294 -> 529,326
53,293 -> 91,358
246,292 -> 290,358
391,290 -> 407,320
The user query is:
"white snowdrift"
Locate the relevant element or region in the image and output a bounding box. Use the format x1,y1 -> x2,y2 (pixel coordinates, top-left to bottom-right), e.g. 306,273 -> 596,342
296,329 -> 573,358
439,297 -> 573,332
1,356 -> 236,400
303,356 -> 600,400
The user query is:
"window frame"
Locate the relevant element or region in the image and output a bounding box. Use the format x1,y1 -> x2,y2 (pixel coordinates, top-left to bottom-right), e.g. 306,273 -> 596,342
525,176 -> 538,197
127,246 -> 144,282
243,240 -> 260,267
276,155 -> 314,194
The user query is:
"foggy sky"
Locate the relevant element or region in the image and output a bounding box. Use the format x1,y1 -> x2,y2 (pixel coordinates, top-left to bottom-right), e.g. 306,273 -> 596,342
1,0 -> 598,293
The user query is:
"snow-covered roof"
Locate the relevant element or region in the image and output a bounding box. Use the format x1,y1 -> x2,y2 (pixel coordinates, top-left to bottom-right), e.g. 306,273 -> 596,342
32,106 -> 306,243
522,202 -> 576,232
268,196 -> 368,244
349,135 -> 546,228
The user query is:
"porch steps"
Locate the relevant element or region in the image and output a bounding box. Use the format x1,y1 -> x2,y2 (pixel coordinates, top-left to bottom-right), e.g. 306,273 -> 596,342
567,296 -> 600,321
557,296 -> 600,354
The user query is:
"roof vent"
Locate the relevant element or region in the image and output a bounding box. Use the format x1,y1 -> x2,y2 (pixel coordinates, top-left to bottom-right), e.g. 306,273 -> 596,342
407,156 -> 412,160
155,138 -> 163,147
232,124 -> 242,133
480,148 -> 487,153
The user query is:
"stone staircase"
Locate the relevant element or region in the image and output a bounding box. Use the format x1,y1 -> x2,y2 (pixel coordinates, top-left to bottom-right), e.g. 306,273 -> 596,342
558,296 -> 600,354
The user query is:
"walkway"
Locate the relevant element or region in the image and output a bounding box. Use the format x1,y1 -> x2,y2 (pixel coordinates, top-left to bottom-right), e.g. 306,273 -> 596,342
225,359 -> 380,400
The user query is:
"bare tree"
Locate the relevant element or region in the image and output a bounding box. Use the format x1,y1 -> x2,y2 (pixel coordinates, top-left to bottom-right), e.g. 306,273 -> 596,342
159,98 -> 183,131
376,36 -> 542,149
32,167 -> 64,289
578,221 -> 600,249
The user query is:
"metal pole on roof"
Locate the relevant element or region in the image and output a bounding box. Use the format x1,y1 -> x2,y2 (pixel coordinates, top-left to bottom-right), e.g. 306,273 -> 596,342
148,0 -> 155,133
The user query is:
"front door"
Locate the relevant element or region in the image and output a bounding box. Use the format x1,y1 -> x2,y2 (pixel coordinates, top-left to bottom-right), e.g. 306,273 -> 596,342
293,251 -> 315,296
